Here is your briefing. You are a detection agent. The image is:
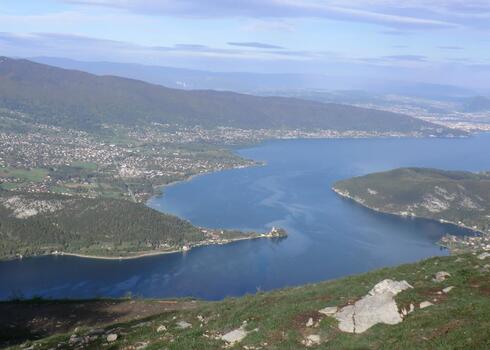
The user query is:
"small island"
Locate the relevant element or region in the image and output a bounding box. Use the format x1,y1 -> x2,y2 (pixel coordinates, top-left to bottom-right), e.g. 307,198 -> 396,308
0,189 -> 286,261
332,167 -> 490,253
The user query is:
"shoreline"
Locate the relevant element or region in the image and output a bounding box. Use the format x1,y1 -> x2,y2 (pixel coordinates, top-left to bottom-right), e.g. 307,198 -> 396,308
147,159 -> 266,203
8,231 -> 287,262
331,186 -> 484,237
145,131 -> 473,203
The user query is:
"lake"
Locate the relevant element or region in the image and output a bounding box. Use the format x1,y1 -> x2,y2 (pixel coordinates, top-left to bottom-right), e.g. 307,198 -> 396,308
1,135 -> 489,300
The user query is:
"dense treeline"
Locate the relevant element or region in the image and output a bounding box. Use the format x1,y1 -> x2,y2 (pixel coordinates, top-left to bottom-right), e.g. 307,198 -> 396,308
333,168 -> 490,233
0,190 -> 205,259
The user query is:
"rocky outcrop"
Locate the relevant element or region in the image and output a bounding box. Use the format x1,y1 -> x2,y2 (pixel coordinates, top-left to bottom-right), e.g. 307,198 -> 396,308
328,279 -> 413,333
1,195 -> 65,219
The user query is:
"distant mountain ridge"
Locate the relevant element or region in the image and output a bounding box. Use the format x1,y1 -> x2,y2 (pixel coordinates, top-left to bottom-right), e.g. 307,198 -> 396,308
463,96 -> 490,112
32,57 -> 479,99
0,57 -> 454,134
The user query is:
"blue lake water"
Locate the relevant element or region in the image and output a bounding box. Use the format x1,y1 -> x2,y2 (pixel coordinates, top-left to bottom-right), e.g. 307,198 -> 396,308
1,135 -> 490,300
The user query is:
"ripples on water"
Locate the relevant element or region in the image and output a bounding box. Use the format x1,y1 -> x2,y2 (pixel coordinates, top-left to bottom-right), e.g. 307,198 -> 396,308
1,135 -> 489,300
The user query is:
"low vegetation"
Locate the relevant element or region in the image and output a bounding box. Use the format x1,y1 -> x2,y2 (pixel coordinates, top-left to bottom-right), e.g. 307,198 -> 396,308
3,253 -> 490,349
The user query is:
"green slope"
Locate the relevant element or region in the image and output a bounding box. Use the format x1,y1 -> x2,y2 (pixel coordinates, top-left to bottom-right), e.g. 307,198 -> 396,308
333,168 -> 490,233
0,189 -> 261,259
0,57 -> 455,134
4,253 -> 490,349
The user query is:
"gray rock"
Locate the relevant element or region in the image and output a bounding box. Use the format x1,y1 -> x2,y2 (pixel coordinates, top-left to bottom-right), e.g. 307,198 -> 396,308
302,334 -> 321,347
442,286 -> 454,293
433,271 -> 451,282
157,325 -> 167,333
334,279 -> 412,333
106,334 -> 118,342
368,279 -> 412,295
306,317 -> 314,327
69,335 -> 81,344
478,252 -> 490,260
318,306 -> 337,316
419,301 -> 433,309
176,320 -> 192,329
221,328 -> 248,345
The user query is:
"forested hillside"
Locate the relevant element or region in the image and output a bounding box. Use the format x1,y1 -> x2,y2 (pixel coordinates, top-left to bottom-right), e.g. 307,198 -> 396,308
0,190 -> 263,259
333,168 -> 490,234
0,57 -> 454,135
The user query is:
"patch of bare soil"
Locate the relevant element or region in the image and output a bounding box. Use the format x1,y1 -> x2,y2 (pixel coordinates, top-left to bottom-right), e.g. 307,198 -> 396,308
0,299 -> 199,347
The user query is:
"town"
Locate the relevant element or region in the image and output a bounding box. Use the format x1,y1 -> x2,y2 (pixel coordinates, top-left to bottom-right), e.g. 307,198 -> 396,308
0,116 -> 442,202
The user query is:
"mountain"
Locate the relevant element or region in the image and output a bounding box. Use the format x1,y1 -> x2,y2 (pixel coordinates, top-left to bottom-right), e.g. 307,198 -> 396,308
33,57 -> 478,100
0,57 -> 456,135
333,167 -> 490,233
369,82 -> 477,100
462,96 -> 490,112
32,56 -> 340,92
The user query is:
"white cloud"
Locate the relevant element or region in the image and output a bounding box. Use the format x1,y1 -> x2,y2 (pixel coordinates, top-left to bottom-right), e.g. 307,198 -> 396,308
62,0 -> 462,29
0,32 -> 324,62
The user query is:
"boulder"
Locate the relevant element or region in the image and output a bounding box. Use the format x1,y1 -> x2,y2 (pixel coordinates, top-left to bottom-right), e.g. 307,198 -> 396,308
306,317 -> 314,327
221,328 -> 248,345
334,279 -> 412,333
156,325 -> 167,333
368,279 -> 412,295
106,334 -> 118,342
419,301 -> 433,309
302,334 -> 321,347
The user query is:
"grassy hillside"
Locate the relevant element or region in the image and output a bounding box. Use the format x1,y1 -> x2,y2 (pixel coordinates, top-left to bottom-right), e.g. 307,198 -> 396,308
332,168 -> 490,234
0,57 -> 454,134
3,253 -> 490,349
0,189 -> 264,260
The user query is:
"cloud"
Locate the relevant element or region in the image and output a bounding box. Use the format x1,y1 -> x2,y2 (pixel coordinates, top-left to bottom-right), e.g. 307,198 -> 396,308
359,54 -> 429,65
227,42 -> 284,49
63,0 -> 460,30
437,45 -> 463,50
383,54 -> 428,62
0,32 -> 323,62
380,30 -> 412,36
242,20 -> 295,32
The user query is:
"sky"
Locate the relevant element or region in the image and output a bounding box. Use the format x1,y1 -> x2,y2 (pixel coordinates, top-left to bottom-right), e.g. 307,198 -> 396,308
1,0 -> 490,88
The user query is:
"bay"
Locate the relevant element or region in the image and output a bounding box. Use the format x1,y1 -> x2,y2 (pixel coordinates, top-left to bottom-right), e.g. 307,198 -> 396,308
1,135 -> 489,300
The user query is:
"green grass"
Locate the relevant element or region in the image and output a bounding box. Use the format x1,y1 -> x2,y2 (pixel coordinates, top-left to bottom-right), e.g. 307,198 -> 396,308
7,253 -> 490,349
70,161 -> 98,171
50,185 -> 76,194
0,167 -> 48,182
0,182 -> 18,190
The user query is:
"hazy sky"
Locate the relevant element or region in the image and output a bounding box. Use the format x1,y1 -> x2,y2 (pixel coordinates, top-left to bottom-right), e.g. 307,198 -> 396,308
1,0 -> 490,88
